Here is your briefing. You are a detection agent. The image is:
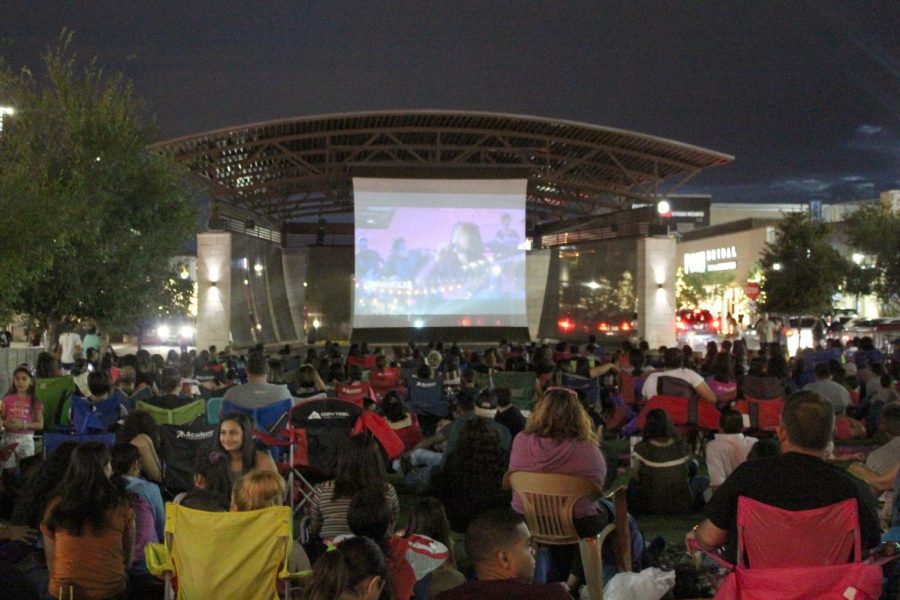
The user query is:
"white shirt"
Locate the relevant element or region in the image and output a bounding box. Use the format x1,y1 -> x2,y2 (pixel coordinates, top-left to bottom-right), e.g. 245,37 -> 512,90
58,332 -> 82,364
706,433 -> 758,487
641,368 -> 705,399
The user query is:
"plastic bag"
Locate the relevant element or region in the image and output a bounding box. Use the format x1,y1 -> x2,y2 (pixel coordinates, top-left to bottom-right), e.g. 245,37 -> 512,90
589,567 -> 675,600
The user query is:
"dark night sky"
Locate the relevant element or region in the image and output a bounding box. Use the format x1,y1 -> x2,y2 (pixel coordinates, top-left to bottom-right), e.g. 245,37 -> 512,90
3,1 -> 899,203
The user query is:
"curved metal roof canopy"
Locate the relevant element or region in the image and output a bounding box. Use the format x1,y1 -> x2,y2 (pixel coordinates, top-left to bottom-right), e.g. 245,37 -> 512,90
153,110 -> 733,223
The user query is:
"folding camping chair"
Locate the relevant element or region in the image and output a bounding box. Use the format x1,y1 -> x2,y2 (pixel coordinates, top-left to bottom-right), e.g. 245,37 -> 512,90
408,378 -> 449,436
268,399 -> 365,520
733,397 -> 784,433
70,393 -> 122,433
346,354 -> 376,370
222,399 -> 292,433
491,370 -> 538,411
689,497 -> 887,599
145,503 -> 308,600
334,382 -> 375,407
43,431 -> 116,457
136,398 -> 206,426
158,421 -> 218,495
369,368 -> 402,399
36,375 -> 77,429
561,373 -> 600,408
206,397 -> 224,425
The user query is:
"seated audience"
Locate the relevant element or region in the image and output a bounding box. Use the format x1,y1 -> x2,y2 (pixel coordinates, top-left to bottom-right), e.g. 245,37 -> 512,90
348,487 -> 448,600
803,362 -> 851,415
175,449 -> 233,509
705,409 -> 757,496
223,349 -> 292,409
402,498 -> 466,597
628,408 -> 707,514
508,387 -> 607,590
706,353 -> 737,402
146,367 -> 193,410
116,410 -> 163,483
309,435 -> 400,543
689,390 -> 881,563
432,416 -> 510,533
380,391 -> 423,451
302,535 -> 390,600
41,443 -> 135,600
867,404 -> 900,474
436,509 -> 570,599
231,469 -> 286,511
493,388 -> 526,439
213,412 -> 278,479
641,347 -> 716,403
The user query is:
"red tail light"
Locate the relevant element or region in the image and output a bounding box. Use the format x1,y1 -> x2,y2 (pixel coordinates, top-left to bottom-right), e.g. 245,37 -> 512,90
711,318 -> 720,330
558,318 -> 573,332
598,322 -> 610,332
621,322 -> 631,331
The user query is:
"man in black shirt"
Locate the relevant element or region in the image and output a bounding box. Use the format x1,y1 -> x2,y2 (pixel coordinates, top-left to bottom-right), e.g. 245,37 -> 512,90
687,390 -> 880,563
493,388 -> 526,439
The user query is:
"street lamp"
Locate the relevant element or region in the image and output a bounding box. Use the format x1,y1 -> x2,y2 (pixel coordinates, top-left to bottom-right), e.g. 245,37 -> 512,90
0,106 -> 15,134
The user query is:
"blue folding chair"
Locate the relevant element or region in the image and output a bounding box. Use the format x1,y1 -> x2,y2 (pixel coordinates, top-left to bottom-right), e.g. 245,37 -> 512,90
71,394 -> 122,433
561,373 -> 600,408
43,432 -> 116,456
221,399 -> 292,434
206,397 -> 224,426
408,378 -> 448,418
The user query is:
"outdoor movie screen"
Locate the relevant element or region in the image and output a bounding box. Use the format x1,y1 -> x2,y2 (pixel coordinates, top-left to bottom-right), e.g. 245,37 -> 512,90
352,177 -> 528,329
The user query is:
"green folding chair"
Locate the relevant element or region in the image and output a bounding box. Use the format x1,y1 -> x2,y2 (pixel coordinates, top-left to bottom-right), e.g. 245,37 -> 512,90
136,398 -> 206,425
36,376 -> 77,428
206,397 -> 223,425
491,371 -> 538,411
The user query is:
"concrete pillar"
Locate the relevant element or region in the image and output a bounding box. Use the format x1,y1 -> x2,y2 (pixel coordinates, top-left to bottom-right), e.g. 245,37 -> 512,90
282,247 -> 308,342
525,250 -> 552,341
637,236 -> 677,348
196,232 -> 232,351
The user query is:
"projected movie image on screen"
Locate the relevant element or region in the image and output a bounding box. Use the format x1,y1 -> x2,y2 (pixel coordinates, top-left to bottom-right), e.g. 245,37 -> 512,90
353,178 -> 528,328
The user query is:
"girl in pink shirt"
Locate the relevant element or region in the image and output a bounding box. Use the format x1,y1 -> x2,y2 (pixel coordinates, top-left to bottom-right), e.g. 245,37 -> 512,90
2,366 -> 44,471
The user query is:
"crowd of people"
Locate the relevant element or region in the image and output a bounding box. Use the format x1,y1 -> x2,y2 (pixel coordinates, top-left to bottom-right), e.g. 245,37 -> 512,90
0,329 -> 897,598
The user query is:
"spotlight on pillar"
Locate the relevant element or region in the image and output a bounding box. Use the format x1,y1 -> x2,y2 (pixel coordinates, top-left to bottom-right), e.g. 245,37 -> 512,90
657,200 -> 672,216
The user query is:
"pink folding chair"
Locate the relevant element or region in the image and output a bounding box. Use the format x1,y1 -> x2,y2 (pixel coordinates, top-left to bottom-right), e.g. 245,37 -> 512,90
691,497 -> 885,599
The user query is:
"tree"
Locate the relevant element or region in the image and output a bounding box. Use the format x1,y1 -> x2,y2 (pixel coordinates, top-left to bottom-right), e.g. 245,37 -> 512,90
843,204 -> 900,312
0,32 -> 197,344
759,212 -> 847,315
675,268 -> 735,310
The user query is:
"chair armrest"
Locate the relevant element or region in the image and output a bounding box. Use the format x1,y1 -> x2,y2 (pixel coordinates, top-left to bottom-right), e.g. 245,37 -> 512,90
687,536 -> 734,571
144,542 -> 173,577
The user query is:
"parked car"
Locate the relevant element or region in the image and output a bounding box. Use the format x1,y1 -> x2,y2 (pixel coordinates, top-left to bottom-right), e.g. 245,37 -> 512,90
675,308 -> 719,352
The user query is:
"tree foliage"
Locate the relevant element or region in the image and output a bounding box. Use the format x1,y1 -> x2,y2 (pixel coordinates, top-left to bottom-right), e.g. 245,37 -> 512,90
0,32 -> 197,342
675,267 -> 735,310
843,204 -> 900,309
760,212 -> 847,315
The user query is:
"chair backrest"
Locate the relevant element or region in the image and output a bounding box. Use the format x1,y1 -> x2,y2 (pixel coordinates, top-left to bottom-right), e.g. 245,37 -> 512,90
346,354 -> 377,370
636,395 -> 721,430
504,471 -> 602,545
656,376 -> 698,399
491,371 -> 537,410
289,398 -> 364,476
736,496 -> 862,569
36,376 -> 77,427
71,394 -> 122,433
206,397 -> 224,425
334,382 -> 373,406
561,373 -> 600,407
408,378 -> 447,417
222,399 -> 292,433
159,422 -> 218,494
136,398 -> 206,426
163,503 -> 292,599
734,398 -> 784,431
369,368 -> 401,392
43,432 -> 116,457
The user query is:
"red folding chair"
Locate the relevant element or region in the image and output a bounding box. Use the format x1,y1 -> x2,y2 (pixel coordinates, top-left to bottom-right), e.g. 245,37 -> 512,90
346,354 -> 376,370
733,397 -> 784,432
369,368 -> 403,399
334,382 -> 375,406
690,497 -> 886,599
635,395 -> 721,432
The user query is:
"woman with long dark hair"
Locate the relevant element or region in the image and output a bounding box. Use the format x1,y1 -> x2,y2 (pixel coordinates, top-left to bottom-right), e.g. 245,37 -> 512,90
302,536 -> 392,600
41,442 -> 135,599
431,417 -> 510,532
309,434 -> 399,542
213,412 -> 278,479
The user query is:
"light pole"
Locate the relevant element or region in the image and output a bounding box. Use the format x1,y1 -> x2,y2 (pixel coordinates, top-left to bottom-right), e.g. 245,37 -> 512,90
0,106 -> 14,134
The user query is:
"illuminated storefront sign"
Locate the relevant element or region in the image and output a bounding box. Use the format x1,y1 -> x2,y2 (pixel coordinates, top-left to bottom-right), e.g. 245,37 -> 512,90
684,245 -> 737,274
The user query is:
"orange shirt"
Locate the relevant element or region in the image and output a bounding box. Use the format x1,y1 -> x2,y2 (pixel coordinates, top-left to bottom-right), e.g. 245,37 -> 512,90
41,499 -> 134,599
